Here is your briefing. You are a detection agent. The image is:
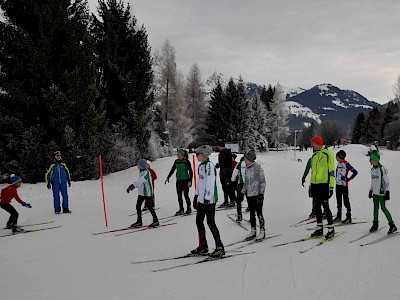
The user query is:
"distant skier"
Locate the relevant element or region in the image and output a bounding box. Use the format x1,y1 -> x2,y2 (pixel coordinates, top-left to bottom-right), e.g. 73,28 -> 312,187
165,149 -> 193,216
241,150 -> 266,241
307,136 -> 335,239
216,142 -> 235,208
334,150 -> 358,223
368,152 -> 397,234
45,151 -> 71,214
0,174 -> 31,232
127,159 -> 159,228
191,145 -> 225,259
231,156 -> 246,222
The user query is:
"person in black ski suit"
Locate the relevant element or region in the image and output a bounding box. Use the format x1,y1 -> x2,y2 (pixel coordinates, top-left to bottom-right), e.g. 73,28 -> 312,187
216,142 -> 235,208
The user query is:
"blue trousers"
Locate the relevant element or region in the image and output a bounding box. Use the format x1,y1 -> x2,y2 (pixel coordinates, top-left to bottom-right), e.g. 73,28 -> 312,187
52,183 -> 69,212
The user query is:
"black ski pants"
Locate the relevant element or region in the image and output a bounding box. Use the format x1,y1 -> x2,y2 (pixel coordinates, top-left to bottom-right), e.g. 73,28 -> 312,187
0,203 -> 19,228
176,180 -> 191,211
335,185 -> 351,215
136,196 -> 158,222
196,202 -> 223,248
219,168 -> 235,204
236,183 -> 244,216
311,183 -> 333,228
247,195 -> 265,230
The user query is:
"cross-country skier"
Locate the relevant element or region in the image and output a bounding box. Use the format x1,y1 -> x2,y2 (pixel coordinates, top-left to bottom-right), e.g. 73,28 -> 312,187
165,149 -> 193,216
307,136 -> 335,239
241,150 -> 266,241
231,156 -> 247,222
334,150 -> 358,223
0,174 -> 32,232
191,145 -> 225,259
216,142 -> 235,208
45,151 -> 71,214
127,159 -> 159,228
368,152 -> 397,234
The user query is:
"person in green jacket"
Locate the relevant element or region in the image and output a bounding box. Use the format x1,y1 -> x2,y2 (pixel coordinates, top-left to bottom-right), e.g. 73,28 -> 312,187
304,136 -> 335,239
165,149 -> 193,216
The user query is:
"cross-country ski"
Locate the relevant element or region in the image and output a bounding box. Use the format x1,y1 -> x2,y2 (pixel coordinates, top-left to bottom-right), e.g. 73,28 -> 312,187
349,226 -> 387,243
0,226 -> 62,238
360,232 -> 400,246
114,222 -> 177,236
299,233 -> 342,253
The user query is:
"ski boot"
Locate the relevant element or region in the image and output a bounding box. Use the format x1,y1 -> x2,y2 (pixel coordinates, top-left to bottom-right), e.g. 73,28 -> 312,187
388,221 -> 397,234
12,226 -> 25,233
184,208 -> 192,215
342,213 -> 352,224
325,227 -> 335,239
190,244 -> 208,256
255,229 -> 265,241
311,227 -> 323,237
63,208 -> 71,214
369,221 -> 379,233
246,227 -> 256,240
149,220 -> 159,228
208,246 -> 225,259
218,202 -> 228,208
236,214 -> 243,223
333,211 -> 342,223
130,220 -> 143,228
55,210 -> 61,214
175,209 -> 184,216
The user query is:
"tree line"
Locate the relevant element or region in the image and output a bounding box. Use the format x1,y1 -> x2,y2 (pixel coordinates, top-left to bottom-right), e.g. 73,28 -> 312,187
0,0 -> 289,182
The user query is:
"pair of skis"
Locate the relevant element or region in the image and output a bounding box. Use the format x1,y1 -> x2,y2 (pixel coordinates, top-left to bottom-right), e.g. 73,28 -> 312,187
92,222 -> 176,236
0,225 -> 61,238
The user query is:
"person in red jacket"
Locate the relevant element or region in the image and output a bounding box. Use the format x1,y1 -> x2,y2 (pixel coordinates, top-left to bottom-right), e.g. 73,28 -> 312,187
142,160 -> 157,211
0,174 -> 32,232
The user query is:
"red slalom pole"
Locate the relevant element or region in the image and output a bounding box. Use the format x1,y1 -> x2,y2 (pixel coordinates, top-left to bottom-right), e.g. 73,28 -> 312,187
192,154 -> 197,189
98,155 -> 108,227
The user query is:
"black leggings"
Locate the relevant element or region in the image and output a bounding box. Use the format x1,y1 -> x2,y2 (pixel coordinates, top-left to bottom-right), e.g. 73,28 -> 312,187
247,195 -> 265,229
136,196 -> 158,222
220,169 -> 235,204
336,185 -> 351,214
176,180 -> 191,210
311,183 -> 333,227
236,183 -> 244,216
0,203 -> 19,227
196,203 -> 223,248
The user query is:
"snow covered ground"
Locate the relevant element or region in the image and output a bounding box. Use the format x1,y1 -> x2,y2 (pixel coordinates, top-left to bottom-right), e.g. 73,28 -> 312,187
1,144 -> 400,300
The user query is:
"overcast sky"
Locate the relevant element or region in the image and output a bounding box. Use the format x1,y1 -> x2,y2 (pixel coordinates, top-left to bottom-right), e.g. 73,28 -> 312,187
84,1 -> 400,103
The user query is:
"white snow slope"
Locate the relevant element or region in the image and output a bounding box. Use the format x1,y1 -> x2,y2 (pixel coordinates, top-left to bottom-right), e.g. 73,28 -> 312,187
1,145 -> 400,300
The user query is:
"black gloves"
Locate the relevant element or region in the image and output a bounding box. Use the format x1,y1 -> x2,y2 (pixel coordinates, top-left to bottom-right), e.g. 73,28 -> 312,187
301,177 -> 306,187
164,178 -> 169,185
47,184 -> 51,189
22,202 -> 32,208
68,180 -> 71,187
257,194 -> 264,204
126,184 -> 135,193
215,163 -> 220,169
385,191 -> 390,201
193,195 -> 198,210
329,187 -> 334,199
368,190 -> 373,199
188,181 -> 192,188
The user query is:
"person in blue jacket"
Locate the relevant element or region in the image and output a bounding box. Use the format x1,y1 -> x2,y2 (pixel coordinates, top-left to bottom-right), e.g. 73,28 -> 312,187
45,151 -> 71,214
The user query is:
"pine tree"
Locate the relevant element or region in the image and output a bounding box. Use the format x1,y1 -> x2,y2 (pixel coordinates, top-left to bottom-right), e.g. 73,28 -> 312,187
260,84 -> 274,111
351,113 -> 366,144
92,0 -> 154,157
363,107 -> 384,144
0,0 -> 109,182
269,84 -> 289,147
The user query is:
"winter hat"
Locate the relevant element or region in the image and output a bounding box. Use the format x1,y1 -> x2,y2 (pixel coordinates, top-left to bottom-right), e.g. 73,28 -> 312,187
10,174 -> 22,185
336,150 -> 346,159
177,149 -> 185,156
137,159 -> 148,168
244,150 -> 256,162
311,136 -> 324,146
196,145 -> 213,159
370,152 -> 380,163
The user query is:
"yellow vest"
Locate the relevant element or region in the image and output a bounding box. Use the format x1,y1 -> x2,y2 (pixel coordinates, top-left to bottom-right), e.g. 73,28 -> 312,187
310,146 -> 335,187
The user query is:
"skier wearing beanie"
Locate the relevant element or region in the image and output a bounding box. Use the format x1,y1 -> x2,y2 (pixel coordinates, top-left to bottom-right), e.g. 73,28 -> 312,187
334,150 -> 358,223
242,150 -> 266,242
45,151 -> 71,214
306,136 -> 335,239
368,152 -> 397,234
127,159 -> 159,228
165,149 -> 193,216
191,145 -> 225,259
0,175 -> 32,232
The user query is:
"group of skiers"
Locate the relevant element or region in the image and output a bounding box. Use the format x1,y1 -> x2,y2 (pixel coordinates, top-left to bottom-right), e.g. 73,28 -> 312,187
1,136 -> 397,258
1,150 -> 72,233
302,135 -> 397,239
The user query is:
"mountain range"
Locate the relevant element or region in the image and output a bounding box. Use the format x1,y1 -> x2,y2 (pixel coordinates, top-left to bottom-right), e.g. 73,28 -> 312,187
205,72 -> 384,131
